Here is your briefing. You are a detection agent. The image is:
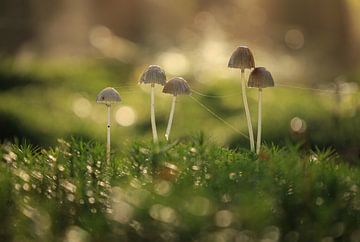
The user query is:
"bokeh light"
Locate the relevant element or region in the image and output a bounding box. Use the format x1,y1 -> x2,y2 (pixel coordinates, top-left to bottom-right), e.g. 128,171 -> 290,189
215,210 -> 233,227
73,97 -> 92,118
284,29 -> 305,50
290,117 -> 307,133
115,106 -> 137,127
157,51 -> 190,76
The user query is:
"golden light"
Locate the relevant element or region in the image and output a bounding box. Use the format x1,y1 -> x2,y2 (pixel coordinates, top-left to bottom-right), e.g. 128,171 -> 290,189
73,97 -> 92,118
89,25 -> 112,49
64,226 -> 90,242
290,117 -> 307,133
285,29 -> 305,50
115,106 -> 137,127
157,50 -> 190,75
215,210 -> 233,227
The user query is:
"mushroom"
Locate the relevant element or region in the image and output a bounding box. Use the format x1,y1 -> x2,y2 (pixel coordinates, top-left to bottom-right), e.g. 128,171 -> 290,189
162,77 -> 191,141
228,46 -> 256,151
248,67 -> 274,154
139,65 -> 167,143
96,87 -> 121,163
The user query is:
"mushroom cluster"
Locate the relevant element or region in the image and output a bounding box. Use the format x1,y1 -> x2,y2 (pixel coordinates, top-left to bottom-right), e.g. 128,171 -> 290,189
228,46 -> 275,154
94,46 -> 276,161
138,66 -> 191,143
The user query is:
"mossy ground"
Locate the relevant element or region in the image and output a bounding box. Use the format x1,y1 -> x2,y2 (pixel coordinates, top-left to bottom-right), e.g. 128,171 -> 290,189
0,136 -> 359,242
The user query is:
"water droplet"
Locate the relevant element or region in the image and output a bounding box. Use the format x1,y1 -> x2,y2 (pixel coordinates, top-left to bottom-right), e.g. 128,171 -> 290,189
15,183 -> 21,190
192,165 -> 200,171
17,170 -> 30,182
67,194 -> 75,202
58,165 -> 65,172
3,151 -> 17,163
32,171 -> 43,180
48,155 -> 56,162
23,183 -> 31,191
86,165 -> 93,173
86,190 -> 94,197
190,147 -> 197,154
88,197 -> 95,204
229,172 -> 237,180
61,180 -> 77,193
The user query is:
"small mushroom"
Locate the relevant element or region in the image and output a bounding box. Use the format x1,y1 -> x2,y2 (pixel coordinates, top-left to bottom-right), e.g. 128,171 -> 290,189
96,87 -> 121,163
228,46 -> 256,151
162,77 -> 191,141
248,67 -> 274,154
139,65 -> 167,143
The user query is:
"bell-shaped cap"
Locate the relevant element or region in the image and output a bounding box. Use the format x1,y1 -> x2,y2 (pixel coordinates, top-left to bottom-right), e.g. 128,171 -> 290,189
228,46 -> 255,70
162,77 -> 191,96
248,67 -> 274,88
139,65 -> 167,86
96,87 -> 121,104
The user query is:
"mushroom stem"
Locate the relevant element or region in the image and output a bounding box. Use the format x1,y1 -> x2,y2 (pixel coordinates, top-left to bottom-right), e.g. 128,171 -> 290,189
106,104 -> 111,163
256,88 -> 262,155
165,95 -> 177,141
150,84 -> 159,143
241,69 -> 255,151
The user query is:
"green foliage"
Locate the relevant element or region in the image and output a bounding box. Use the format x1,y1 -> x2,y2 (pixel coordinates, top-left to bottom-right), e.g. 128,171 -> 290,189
0,137 -> 359,241
0,60 -> 359,163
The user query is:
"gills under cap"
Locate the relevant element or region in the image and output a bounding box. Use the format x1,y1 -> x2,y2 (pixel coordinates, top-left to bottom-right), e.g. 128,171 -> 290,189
162,77 -> 191,96
96,87 -> 121,104
139,65 -> 167,86
228,46 -> 255,70
248,67 -> 274,88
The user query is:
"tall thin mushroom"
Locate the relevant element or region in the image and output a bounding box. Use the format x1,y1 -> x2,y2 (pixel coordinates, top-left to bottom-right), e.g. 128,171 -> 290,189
96,87 -> 121,163
248,67 -> 274,154
162,77 -> 191,141
228,46 -> 256,151
139,65 -> 167,143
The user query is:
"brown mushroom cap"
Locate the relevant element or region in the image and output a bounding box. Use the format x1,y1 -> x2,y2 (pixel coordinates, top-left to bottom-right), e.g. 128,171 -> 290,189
96,87 -> 121,104
162,77 -> 191,96
139,65 -> 167,86
228,46 -> 255,70
248,67 -> 274,88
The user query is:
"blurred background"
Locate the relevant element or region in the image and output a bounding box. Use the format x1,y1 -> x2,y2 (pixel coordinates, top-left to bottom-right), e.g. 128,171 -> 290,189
0,0 -> 359,162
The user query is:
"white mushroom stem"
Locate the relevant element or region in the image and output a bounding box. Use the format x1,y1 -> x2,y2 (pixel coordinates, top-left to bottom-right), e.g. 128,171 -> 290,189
241,69 -> 255,152
165,95 -> 177,141
150,84 -> 159,144
256,88 -> 262,155
106,104 -> 111,163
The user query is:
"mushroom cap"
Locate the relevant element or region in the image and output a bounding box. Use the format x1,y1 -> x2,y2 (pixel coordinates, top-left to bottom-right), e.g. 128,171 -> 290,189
248,67 -> 274,88
96,87 -> 121,104
228,46 -> 255,69
139,65 -> 167,86
162,77 -> 191,96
